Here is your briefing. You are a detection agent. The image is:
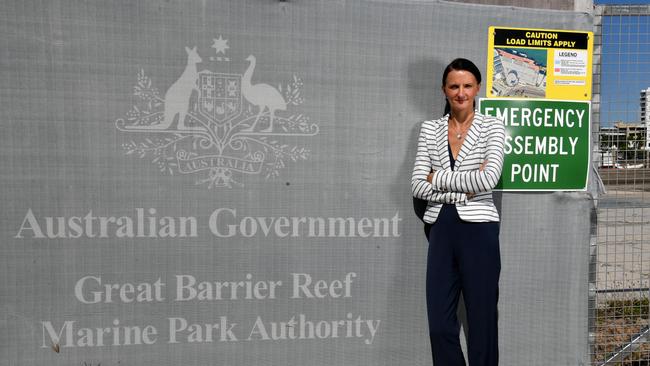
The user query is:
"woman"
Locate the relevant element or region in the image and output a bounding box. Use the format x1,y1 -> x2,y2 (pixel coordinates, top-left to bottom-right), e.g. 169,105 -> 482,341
411,58 -> 505,366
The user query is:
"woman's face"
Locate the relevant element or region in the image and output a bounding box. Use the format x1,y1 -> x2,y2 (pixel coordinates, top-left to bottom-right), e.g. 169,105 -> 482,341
442,70 -> 480,114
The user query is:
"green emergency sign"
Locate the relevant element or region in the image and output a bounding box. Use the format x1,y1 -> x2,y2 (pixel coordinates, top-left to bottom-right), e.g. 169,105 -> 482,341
479,98 -> 590,191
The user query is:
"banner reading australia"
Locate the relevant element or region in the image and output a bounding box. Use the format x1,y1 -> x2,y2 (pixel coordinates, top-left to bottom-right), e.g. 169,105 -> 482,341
1,1 -> 593,365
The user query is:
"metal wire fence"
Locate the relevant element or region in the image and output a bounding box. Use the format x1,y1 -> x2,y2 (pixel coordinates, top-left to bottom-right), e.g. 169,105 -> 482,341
591,5 -> 650,365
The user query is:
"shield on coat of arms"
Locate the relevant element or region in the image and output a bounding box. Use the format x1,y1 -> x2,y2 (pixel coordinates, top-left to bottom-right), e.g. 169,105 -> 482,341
198,72 -> 242,123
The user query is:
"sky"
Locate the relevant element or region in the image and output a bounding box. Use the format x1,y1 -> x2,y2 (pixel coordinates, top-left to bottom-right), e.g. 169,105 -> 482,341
595,1 -> 650,126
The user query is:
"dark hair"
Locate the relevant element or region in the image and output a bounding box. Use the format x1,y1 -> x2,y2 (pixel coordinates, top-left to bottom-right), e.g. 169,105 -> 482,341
442,58 -> 482,116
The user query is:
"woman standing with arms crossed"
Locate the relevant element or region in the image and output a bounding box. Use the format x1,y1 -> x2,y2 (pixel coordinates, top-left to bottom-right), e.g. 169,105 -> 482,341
411,58 -> 505,366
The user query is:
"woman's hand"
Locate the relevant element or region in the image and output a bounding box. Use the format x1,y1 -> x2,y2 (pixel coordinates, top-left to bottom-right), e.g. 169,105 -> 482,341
427,170 -> 435,183
479,159 -> 488,171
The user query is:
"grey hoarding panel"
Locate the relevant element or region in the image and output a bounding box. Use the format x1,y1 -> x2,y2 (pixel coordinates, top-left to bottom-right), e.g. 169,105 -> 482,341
0,1 -> 591,365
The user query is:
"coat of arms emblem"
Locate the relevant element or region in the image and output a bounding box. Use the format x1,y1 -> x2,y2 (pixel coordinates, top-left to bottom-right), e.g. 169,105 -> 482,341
115,37 -> 319,188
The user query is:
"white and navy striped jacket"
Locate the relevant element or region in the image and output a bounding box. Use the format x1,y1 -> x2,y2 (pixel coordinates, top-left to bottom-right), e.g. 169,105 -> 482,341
411,112 -> 506,223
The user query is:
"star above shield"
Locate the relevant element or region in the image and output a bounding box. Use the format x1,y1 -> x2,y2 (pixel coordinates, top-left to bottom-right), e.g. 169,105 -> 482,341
212,36 -> 229,55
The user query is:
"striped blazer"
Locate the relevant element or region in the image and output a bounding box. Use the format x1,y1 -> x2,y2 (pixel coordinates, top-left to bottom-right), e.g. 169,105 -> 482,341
411,112 -> 506,223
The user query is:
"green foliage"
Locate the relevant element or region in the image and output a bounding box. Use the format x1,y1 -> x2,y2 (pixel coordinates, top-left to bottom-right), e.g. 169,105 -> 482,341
597,297 -> 649,321
600,131 -> 648,161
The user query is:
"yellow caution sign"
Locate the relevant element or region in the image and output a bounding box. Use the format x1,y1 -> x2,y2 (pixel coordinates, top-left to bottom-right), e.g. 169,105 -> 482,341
486,26 -> 593,101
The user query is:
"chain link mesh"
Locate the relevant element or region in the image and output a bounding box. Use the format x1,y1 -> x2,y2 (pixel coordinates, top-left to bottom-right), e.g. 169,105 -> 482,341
591,5 -> 650,365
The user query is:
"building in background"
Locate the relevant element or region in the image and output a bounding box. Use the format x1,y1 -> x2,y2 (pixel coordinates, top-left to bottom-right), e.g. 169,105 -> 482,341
643,87 -> 650,149
599,121 -> 646,168
642,87 -> 650,124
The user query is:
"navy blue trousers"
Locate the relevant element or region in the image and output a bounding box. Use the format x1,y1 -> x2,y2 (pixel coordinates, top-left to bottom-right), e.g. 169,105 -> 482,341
425,204 -> 500,366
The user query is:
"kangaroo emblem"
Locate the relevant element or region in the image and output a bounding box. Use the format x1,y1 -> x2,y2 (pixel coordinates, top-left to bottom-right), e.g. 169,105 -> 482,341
144,46 -> 202,130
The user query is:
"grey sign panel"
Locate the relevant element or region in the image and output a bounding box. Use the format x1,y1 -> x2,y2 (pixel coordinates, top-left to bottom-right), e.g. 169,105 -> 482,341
0,1 -> 592,365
